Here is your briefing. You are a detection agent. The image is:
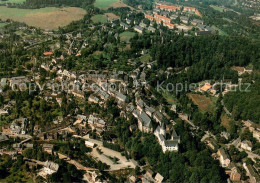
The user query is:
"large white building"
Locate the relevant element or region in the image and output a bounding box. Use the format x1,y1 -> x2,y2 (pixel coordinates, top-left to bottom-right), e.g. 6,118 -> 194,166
154,124 -> 180,153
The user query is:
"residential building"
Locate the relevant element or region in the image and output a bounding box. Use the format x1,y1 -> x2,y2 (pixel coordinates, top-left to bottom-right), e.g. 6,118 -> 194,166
155,173 -> 164,183
241,140 -> 253,151
230,167 -> 241,182
180,16 -> 189,24
133,109 -> 152,133
243,163 -> 260,183
217,148 -> 230,167
120,22 -> 129,30
134,26 -> 144,34
148,26 -> 156,33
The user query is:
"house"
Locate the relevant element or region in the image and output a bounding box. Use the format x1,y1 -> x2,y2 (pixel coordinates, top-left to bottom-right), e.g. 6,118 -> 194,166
230,167 -> 241,182
176,24 -> 191,32
88,115 -> 106,130
0,134 -> 9,142
183,6 -> 196,12
139,22 -> 147,28
154,124 -> 180,153
120,22 -> 129,30
155,173 -> 164,183
133,109 -> 152,133
170,14 -> 179,20
43,52 -> 53,56
42,144 -> 54,152
217,148 -> 230,167
88,95 -> 99,104
195,31 -> 213,36
180,16 -> 189,24
134,26 -> 143,34
85,140 -> 95,148
148,26 -> 156,33
243,163 -> 260,183
126,18 -> 133,24
9,76 -> 29,87
154,14 -> 171,23
0,109 -> 8,116
163,22 -> 175,29
146,169 -> 154,178
200,83 -> 212,92
145,105 -> 156,117
0,78 -> 7,87
10,118 -> 28,135
191,19 -> 204,25
156,4 -> 181,12
38,161 -> 59,178
241,140 -> 253,151
128,175 -> 136,183
153,111 -> 164,125
115,92 -> 128,103
220,131 -> 230,140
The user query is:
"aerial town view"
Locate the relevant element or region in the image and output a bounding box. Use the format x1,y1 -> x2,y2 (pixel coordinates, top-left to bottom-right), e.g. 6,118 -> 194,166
0,0 -> 259,182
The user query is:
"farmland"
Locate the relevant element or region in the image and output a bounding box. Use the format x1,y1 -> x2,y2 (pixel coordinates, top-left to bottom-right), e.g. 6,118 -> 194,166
0,6 -> 86,29
187,93 -> 215,113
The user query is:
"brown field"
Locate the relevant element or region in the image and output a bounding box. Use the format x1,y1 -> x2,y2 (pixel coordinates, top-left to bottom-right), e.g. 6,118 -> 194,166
221,114 -> 230,130
0,7 -> 86,29
111,1 -> 134,10
187,93 -> 215,113
104,13 -> 119,20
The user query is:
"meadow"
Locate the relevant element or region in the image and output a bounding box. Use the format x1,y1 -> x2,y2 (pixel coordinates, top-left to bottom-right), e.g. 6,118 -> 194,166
119,31 -> 135,42
0,0 -> 26,4
91,14 -> 107,23
0,6 -> 86,29
94,0 -> 119,9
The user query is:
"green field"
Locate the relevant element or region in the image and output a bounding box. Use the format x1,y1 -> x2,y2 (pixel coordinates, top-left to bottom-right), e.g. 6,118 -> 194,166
0,23 -> 6,28
119,31 -> 135,42
210,5 -> 224,12
212,25 -> 228,36
0,0 -> 26,4
94,0 -> 118,9
91,14 -> 107,23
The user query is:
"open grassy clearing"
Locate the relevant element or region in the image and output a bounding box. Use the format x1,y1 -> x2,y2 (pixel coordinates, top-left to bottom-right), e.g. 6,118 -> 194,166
0,0 -> 26,4
212,25 -> 228,36
104,13 -> 119,20
187,93 -> 215,113
94,0 -> 118,9
221,114 -> 231,131
0,6 -> 86,29
119,31 -> 135,42
0,23 -> 7,28
91,14 -> 107,23
140,54 -> 152,63
210,5 -> 224,12
162,91 -> 177,105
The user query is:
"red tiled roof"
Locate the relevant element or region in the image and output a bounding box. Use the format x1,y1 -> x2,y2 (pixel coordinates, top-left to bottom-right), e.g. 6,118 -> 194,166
43,52 -> 53,56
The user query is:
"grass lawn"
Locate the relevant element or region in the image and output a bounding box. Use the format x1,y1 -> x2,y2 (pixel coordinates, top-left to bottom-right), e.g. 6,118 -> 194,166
119,31 -> 135,42
210,5 -> 224,12
0,6 -> 86,29
187,93 -> 215,113
140,54 -> 152,63
91,14 -> 107,23
221,114 -> 231,131
0,23 -> 6,28
94,0 -> 119,9
0,0 -> 26,4
162,92 -> 177,105
212,25 -> 228,36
